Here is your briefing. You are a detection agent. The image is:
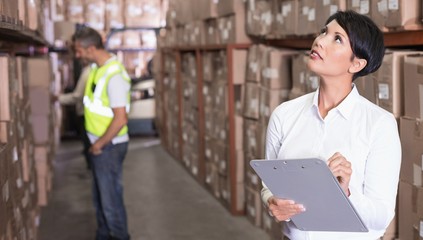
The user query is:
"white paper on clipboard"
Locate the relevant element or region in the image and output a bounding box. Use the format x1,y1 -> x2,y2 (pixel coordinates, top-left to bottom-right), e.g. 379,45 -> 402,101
250,158 -> 368,232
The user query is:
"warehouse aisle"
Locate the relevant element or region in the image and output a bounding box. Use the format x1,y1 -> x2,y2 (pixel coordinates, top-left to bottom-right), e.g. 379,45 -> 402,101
38,137 -> 270,240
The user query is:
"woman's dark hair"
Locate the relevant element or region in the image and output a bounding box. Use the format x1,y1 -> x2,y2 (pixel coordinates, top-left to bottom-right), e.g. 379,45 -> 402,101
326,10 -> 385,80
72,26 -> 104,49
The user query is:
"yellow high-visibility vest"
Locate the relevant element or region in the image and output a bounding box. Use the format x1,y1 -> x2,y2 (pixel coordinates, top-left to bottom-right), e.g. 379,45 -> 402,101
83,59 -> 131,137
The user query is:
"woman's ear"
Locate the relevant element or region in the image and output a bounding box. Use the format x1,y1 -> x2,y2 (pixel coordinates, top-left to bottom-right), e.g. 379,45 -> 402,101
349,58 -> 367,74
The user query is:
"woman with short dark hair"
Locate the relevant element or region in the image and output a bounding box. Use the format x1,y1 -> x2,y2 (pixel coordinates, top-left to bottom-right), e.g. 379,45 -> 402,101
262,10 -> 401,240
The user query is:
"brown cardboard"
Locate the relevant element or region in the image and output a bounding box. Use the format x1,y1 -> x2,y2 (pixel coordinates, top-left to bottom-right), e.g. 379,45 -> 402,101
203,52 -> 215,82
316,0 -> 347,29
245,186 -> 262,227
246,0 -> 272,37
243,82 -> 260,120
259,87 -> 289,124
232,49 -> 247,84
244,152 -> 262,190
398,181 -> 423,240
376,51 -> 417,118
399,117 -> 423,186
217,12 -> 252,44
290,52 -> 308,99
29,88 -> 51,116
30,115 -> 51,145
370,0 -> 387,31
204,18 -> 219,45
261,48 -> 297,89
200,0 -> 218,20
124,0 -> 162,27
297,0 -> 317,36
54,21 -> 76,44
235,115 -> 243,150
355,73 -> 378,105
347,0 -> 371,16
27,58 -> 51,88
243,118 -> 261,158
0,122 -> 9,144
205,162 -> 220,198
234,84 -> 244,116
105,0 -> 124,30
246,44 -> 267,83
385,0 -> 422,30
0,56 -> 10,121
404,54 -> 423,119
217,0 -> 245,17
272,0 -> 298,37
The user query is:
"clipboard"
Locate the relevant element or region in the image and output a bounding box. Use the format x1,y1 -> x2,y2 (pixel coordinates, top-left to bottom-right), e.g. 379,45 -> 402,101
250,158 -> 368,232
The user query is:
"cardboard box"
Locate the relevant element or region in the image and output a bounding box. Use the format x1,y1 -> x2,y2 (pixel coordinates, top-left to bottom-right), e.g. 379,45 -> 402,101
205,162 -> 220,198
27,58 -> 51,88
246,0 -> 272,37
400,117 -> 423,186
234,84 -> 244,116
0,122 -> 9,144
246,44 -> 267,83
272,0 -> 298,37
232,49 -> 247,84
203,52 -> 215,82
375,51 -> 417,118
200,0 -> 218,20
355,73 -> 377,105
0,56 -> 11,121
316,0 -> 347,29
65,0 -> 84,23
398,181 -> 423,240
403,54 -> 423,119
297,0 -> 317,36
243,82 -> 260,120
29,87 -> 51,116
105,0 -> 124,30
385,0 -> 422,30
30,115 -> 51,145
217,0 -> 245,17
124,0 -> 162,27
259,87 -> 289,124
217,12 -> 251,44
244,152 -> 262,190
261,48 -> 297,89
370,0 -> 387,31
235,115 -> 243,150
291,51 -> 320,97
245,186 -> 262,227
204,19 -> 219,45
347,0 -> 371,16
243,118 -> 263,158
51,0 -> 66,21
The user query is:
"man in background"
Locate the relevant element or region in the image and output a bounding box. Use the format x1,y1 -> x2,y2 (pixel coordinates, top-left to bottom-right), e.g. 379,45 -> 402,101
72,26 -> 131,240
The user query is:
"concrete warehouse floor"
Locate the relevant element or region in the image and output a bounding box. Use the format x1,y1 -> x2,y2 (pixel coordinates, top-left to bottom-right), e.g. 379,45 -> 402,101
38,137 -> 270,240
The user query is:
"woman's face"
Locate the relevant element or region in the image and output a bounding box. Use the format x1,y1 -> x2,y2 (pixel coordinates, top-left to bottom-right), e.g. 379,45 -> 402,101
307,20 -> 355,80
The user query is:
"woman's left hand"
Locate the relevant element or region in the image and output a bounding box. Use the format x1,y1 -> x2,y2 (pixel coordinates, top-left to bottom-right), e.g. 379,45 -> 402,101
327,152 -> 352,196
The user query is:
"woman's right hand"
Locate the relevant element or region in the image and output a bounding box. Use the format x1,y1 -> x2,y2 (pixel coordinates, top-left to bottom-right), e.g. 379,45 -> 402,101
267,196 -> 306,222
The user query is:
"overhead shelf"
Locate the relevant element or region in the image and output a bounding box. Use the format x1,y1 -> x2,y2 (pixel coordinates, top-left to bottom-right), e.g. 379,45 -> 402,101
0,19 -> 49,46
263,30 -> 423,49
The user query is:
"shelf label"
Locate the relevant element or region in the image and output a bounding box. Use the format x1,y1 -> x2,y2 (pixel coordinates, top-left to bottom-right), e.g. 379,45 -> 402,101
360,0 -> 370,14
378,83 -> 390,100
388,0 -> 399,10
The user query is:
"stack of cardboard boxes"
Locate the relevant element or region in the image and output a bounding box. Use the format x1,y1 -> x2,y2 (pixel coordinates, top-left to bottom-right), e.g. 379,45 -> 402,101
0,54 -> 60,239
